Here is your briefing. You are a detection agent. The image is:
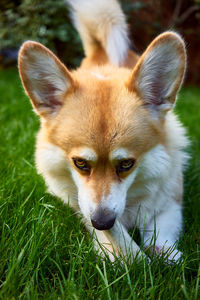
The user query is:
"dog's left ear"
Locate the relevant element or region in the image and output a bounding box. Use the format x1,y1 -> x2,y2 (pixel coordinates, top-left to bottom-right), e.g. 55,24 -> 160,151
127,32 -> 186,115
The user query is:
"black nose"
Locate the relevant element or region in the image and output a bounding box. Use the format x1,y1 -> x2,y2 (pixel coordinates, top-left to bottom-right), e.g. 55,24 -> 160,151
91,208 -> 116,230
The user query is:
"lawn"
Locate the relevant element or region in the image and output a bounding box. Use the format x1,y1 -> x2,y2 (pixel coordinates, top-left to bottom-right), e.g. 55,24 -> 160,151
0,68 -> 199,299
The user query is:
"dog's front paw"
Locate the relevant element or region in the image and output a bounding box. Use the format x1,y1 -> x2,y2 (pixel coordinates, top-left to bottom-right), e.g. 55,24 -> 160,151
147,245 -> 183,264
164,248 -> 183,264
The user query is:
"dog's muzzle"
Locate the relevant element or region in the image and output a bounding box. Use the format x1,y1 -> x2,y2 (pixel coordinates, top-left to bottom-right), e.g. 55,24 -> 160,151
91,207 -> 116,230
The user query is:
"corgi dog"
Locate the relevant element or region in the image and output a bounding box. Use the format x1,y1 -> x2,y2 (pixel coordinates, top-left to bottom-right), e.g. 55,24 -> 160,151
18,0 -> 189,262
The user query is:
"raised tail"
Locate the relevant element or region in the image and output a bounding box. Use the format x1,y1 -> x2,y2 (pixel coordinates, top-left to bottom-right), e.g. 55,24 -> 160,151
66,0 -> 130,66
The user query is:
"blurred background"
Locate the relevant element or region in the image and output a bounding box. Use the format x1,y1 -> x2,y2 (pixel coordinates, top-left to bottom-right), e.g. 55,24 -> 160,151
0,3 -> 200,298
0,0 -> 200,85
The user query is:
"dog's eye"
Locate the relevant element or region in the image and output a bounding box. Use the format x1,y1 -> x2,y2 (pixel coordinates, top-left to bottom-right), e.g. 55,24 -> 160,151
117,159 -> 135,173
73,158 -> 91,172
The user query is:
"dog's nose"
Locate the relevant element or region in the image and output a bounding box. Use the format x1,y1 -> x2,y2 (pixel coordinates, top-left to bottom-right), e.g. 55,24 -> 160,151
91,208 -> 116,230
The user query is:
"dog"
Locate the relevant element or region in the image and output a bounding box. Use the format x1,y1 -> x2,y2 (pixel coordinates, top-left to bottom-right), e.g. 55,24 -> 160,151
18,0 -> 189,262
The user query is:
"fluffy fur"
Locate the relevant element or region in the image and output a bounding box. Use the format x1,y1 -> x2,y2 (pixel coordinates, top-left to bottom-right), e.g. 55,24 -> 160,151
18,0 -> 189,263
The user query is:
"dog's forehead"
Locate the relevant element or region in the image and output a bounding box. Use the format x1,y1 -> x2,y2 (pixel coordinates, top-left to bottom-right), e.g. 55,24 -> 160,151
47,74 -> 160,157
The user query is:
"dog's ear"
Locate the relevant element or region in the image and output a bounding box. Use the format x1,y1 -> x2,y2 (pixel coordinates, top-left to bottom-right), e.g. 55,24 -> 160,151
127,32 -> 186,116
18,41 -> 75,117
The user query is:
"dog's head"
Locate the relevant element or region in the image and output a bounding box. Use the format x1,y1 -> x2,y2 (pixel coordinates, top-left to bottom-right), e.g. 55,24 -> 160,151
18,32 -> 186,230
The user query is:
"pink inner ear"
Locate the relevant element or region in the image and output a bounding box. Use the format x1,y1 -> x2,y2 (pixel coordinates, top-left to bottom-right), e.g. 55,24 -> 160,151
33,77 -> 64,112
42,82 -> 62,109
147,80 -> 166,106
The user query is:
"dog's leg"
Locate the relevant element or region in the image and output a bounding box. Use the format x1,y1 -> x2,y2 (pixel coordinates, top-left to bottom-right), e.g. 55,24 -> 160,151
87,220 -> 145,262
142,201 -> 183,262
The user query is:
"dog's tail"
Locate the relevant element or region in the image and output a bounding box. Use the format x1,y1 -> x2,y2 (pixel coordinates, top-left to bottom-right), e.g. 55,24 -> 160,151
66,0 -> 130,66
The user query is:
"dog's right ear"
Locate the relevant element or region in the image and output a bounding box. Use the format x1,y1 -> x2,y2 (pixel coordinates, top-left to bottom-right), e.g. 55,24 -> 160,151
18,41 -> 75,118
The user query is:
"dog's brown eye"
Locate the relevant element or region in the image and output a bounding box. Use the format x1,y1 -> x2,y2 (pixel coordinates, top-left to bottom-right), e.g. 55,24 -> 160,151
73,158 -> 91,172
117,159 -> 135,173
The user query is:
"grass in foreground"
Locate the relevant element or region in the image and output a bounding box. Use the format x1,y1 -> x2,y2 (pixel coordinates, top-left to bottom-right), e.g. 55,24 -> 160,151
0,68 -> 199,299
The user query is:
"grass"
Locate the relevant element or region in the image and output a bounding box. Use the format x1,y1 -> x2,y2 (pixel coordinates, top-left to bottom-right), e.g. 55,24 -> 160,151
0,68 -> 199,299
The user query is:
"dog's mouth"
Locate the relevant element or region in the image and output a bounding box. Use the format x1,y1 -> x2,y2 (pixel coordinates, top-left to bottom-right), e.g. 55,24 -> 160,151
91,207 -> 116,230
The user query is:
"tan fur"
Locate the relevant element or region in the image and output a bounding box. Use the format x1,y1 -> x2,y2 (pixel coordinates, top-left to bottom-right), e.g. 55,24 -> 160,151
18,0 -> 188,262
81,49 -> 139,69
33,64 -> 166,206
46,68 -> 161,154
